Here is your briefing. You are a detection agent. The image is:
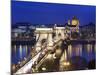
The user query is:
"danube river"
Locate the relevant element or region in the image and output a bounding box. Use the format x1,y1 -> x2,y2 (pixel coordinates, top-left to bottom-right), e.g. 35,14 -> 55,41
11,43 -> 96,64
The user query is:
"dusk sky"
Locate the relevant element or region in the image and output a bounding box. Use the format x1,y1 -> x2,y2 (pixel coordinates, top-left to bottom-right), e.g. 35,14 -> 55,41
11,1 -> 96,26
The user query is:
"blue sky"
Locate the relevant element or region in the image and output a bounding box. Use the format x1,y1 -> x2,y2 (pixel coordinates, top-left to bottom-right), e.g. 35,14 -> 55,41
11,1 -> 96,26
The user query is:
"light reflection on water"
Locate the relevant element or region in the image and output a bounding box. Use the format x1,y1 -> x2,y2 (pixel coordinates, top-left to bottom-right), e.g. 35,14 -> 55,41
12,45 -> 32,64
12,43 -> 96,64
67,44 -> 96,62
59,43 -> 96,71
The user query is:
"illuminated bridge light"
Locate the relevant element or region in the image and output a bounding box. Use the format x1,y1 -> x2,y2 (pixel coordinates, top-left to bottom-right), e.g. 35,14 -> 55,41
42,67 -> 46,71
62,61 -> 70,66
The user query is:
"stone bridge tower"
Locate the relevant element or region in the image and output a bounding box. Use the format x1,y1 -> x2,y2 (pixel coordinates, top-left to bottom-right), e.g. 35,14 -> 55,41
35,28 -> 53,52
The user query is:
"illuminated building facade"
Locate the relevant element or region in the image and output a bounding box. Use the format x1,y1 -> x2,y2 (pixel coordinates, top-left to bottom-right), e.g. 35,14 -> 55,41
79,23 -> 95,39
66,16 -> 80,39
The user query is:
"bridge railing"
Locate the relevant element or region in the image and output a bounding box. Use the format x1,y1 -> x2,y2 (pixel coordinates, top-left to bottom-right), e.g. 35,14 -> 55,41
34,39 -> 63,70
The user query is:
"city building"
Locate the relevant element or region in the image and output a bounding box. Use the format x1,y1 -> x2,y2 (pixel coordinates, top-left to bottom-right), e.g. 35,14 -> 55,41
12,23 -> 36,39
79,23 -> 96,39
66,16 -> 80,39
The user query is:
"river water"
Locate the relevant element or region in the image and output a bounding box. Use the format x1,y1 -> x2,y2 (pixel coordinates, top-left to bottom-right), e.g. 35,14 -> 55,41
11,43 -> 96,64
